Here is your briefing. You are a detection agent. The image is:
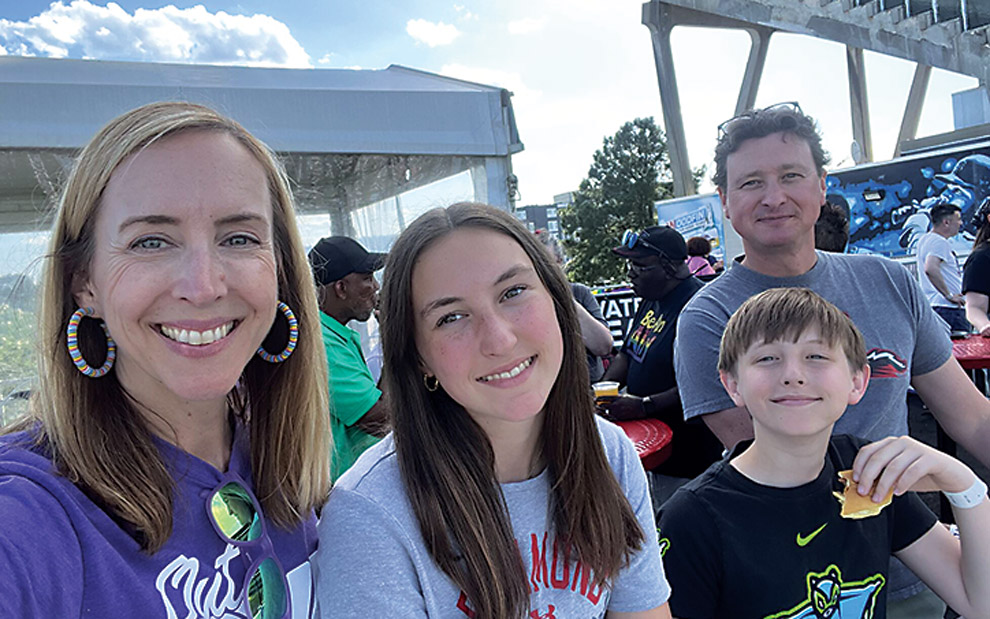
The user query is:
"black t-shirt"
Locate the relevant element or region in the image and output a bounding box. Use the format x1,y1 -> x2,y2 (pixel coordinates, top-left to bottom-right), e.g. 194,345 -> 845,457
962,242 -> 990,296
657,435 -> 938,619
622,277 -> 721,477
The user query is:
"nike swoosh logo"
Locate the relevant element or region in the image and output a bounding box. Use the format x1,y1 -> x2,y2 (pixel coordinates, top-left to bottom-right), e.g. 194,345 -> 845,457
796,523 -> 828,547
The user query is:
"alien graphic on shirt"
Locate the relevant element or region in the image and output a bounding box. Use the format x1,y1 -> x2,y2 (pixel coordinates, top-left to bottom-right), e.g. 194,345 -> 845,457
766,565 -> 884,619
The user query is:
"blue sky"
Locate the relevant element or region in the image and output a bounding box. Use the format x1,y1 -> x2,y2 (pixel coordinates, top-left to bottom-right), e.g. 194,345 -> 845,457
0,0 -> 980,209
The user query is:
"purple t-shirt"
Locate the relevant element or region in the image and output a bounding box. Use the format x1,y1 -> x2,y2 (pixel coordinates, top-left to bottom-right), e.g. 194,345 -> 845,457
0,422 -> 317,618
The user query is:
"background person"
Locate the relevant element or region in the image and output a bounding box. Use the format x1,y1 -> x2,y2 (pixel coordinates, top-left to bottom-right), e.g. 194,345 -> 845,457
0,102 -> 330,617
314,203 -> 671,618
674,102 -> 990,615
601,226 -> 722,500
685,236 -> 717,278
963,199 -> 990,335
814,199 -> 850,253
916,203 -> 967,332
535,228 -> 614,382
308,236 -> 390,480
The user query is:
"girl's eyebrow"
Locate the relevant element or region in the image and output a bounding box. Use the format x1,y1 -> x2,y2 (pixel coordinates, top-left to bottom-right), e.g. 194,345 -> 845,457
419,264 -> 534,319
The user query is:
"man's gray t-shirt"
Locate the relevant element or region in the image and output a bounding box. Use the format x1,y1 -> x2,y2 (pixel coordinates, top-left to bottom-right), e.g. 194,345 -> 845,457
673,250 -> 952,601
675,250 -> 951,439
313,418 -> 670,618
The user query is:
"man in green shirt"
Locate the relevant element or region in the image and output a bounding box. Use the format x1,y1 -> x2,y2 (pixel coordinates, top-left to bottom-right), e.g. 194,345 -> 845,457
308,236 -> 390,480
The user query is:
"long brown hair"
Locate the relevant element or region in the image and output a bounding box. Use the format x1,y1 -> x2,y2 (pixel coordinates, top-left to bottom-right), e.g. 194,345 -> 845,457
380,203 -> 643,618
18,101 -> 330,552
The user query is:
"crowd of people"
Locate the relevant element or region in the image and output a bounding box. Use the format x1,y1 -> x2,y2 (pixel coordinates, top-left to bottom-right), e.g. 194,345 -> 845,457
0,99 -> 986,619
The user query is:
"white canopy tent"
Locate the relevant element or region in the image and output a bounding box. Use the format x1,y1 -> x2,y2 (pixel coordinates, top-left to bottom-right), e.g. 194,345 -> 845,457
0,56 -> 523,245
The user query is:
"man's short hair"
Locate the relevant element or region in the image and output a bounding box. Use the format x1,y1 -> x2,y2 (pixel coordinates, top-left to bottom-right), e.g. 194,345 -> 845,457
713,103 -> 830,190
929,202 -> 962,227
815,200 -> 850,253
718,288 -> 866,375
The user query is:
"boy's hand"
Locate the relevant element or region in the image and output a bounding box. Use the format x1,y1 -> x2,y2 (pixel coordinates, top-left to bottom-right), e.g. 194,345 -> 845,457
852,436 -> 977,502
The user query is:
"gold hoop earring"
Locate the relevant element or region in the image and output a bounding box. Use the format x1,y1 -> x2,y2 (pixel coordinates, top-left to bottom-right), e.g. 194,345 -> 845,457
423,374 -> 439,392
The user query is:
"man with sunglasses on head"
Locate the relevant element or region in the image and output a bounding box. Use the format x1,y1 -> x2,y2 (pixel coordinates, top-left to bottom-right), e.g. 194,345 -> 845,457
600,226 -> 722,505
674,102 -> 990,616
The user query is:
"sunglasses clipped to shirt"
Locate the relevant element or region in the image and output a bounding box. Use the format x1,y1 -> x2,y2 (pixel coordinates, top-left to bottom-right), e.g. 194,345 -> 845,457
208,475 -> 291,619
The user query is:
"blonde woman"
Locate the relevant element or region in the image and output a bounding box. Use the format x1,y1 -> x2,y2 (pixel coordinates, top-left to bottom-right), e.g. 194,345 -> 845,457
0,102 -> 329,618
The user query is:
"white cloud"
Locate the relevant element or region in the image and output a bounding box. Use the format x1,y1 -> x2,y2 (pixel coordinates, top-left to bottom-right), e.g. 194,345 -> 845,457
453,5 -> 477,21
317,52 -> 333,64
508,17 -> 546,35
0,0 -> 311,67
406,18 -> 461,47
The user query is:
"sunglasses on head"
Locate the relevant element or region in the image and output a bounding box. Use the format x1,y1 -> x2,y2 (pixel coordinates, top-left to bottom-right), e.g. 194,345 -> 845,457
621,229 -> 666,257
717,101 -> 803,140
208,476 -> 290,619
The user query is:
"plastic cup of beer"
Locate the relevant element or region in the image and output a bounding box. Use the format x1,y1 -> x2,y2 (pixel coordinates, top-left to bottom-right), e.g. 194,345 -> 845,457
592,381 -> 620,406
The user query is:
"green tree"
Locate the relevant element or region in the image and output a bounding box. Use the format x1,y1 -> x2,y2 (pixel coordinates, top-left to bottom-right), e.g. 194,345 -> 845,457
560,117 -> 679,285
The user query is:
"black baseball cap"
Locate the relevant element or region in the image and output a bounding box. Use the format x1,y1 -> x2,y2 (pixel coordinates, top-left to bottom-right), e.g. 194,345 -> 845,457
612,226 -> 688,261
308,236 -> 387,286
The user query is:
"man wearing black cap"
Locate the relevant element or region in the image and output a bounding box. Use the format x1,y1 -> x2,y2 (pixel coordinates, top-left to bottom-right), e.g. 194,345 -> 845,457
601,226 -> 722,498
308,236 -> 389,480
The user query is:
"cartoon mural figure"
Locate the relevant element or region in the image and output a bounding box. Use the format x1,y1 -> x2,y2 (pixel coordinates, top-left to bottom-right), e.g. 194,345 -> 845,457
767,565 -> 884,619
830,149 -> 990,258
898,154 -> 990,251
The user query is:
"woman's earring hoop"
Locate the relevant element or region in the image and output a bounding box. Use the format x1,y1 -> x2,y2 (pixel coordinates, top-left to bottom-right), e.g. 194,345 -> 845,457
257,301 -> 298,363
66,307 -> 116,378
423,374 -> 439,392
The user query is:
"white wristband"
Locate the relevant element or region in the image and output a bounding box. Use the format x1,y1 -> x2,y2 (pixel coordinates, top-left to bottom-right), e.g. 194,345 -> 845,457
943,477 -> 988,509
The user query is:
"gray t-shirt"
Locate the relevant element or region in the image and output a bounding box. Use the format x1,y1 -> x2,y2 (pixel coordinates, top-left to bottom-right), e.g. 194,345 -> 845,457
313,418 -> 670,618
673,250 -> 952,601
675,250 -> 951,439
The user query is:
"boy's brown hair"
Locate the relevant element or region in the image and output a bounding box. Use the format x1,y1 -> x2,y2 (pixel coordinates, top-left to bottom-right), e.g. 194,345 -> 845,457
718,288 -> 867,375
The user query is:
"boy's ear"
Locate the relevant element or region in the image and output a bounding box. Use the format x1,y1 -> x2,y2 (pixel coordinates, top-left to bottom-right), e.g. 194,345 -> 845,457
719,369 -> 746,408
847,363 -> 871,406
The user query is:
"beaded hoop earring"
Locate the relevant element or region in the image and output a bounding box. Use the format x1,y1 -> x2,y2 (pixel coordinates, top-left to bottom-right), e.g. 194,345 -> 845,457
256,301 -> 298,363
66,307 -> 116,378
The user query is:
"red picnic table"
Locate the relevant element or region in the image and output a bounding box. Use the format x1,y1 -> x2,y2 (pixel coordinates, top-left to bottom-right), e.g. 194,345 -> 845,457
951,334 -> 990,370
615,418 -> 673,470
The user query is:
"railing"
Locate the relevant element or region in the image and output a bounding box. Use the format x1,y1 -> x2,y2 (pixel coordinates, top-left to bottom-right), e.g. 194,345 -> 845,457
869,0 -> 990,29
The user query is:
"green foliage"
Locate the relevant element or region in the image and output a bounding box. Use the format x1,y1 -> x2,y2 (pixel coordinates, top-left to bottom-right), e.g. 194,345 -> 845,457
0,303 -> 37,426
560,117 -> 677,285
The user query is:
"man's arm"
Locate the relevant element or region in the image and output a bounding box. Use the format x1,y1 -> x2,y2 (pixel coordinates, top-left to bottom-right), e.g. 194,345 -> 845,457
574,299 -> 615,357
353,395 -> 390,437
700,406 -> 753,451
912,358 -> 990,468
602,351 -> 629,384
924,254 -> 964,305
964,291 -> 990,335
604,386 -> 680,422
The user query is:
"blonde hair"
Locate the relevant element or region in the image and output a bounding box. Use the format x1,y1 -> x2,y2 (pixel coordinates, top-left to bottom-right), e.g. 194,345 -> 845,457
718,287 -> 866,376
25,101 -> 329,552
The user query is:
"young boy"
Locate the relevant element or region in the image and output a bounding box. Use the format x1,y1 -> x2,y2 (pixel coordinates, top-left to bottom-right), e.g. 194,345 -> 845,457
658,288 -> 988,618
